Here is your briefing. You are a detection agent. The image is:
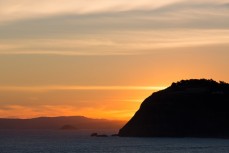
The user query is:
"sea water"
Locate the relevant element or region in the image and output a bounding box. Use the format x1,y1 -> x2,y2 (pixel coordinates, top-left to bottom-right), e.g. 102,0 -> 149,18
0,130 -> 229,153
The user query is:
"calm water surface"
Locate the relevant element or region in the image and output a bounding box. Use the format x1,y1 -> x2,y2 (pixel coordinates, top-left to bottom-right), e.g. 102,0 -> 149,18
0,130 -> 229,153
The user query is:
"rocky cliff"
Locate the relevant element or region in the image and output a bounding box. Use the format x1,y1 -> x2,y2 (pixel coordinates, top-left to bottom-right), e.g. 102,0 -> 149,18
119,79 -> 229,138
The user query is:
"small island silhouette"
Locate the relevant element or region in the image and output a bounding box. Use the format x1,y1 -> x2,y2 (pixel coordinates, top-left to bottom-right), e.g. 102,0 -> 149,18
119,79 -> 229,138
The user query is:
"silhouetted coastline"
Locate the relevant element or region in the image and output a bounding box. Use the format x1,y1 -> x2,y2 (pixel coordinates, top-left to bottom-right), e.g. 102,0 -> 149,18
0,116 -> 125,130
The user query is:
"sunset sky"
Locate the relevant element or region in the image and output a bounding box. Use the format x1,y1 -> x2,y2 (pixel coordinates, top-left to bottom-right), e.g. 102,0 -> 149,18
0,0 -> 229,120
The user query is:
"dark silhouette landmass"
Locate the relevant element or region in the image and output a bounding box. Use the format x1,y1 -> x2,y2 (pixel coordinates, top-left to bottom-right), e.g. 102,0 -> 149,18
119,79 -> 229,138
0,116 -> 125,130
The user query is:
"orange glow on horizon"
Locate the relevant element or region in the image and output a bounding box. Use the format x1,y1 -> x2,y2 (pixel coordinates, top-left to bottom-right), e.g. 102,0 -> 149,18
0,88 -> 161,121
0,104 -> 139,121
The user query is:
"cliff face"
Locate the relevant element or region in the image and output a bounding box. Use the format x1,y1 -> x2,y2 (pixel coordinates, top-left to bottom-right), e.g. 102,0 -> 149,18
119,79 -> 229,137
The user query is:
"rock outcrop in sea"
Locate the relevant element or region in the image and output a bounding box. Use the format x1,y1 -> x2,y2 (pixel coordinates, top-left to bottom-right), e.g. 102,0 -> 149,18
119,79 -> 229,138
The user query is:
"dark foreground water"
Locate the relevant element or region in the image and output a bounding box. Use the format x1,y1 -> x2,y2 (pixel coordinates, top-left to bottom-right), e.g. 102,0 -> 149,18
1,130 -> 229,153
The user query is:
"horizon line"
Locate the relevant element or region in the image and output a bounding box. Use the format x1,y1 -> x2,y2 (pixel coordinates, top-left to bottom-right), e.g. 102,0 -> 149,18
0,115 -> 127,121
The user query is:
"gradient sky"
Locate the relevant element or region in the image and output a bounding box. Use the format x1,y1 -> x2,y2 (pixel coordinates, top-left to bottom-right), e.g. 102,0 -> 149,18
0,0 -> 229,120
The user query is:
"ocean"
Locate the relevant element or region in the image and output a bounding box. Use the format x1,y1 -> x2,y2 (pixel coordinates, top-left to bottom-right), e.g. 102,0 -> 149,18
1,130 -> 229,153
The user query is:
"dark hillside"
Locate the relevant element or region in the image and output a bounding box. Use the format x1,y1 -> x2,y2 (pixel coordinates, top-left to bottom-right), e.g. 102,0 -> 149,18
119,79 -> 229,138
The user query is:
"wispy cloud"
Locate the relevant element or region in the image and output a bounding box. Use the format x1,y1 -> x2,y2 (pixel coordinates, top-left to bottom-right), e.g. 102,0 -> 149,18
1,0 -> 229,24
0,1 -> 228,57
0,0 -> 183,23
0,30 -> 229,56
0,85 -> 166,92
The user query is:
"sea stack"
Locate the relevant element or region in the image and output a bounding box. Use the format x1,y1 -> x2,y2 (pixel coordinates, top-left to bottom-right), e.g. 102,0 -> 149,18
119,79 -> 229,138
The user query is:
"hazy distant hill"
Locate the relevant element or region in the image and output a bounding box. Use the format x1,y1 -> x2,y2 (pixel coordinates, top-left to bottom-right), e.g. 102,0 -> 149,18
119,79 -> 229,138
0,116 -> 125,130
